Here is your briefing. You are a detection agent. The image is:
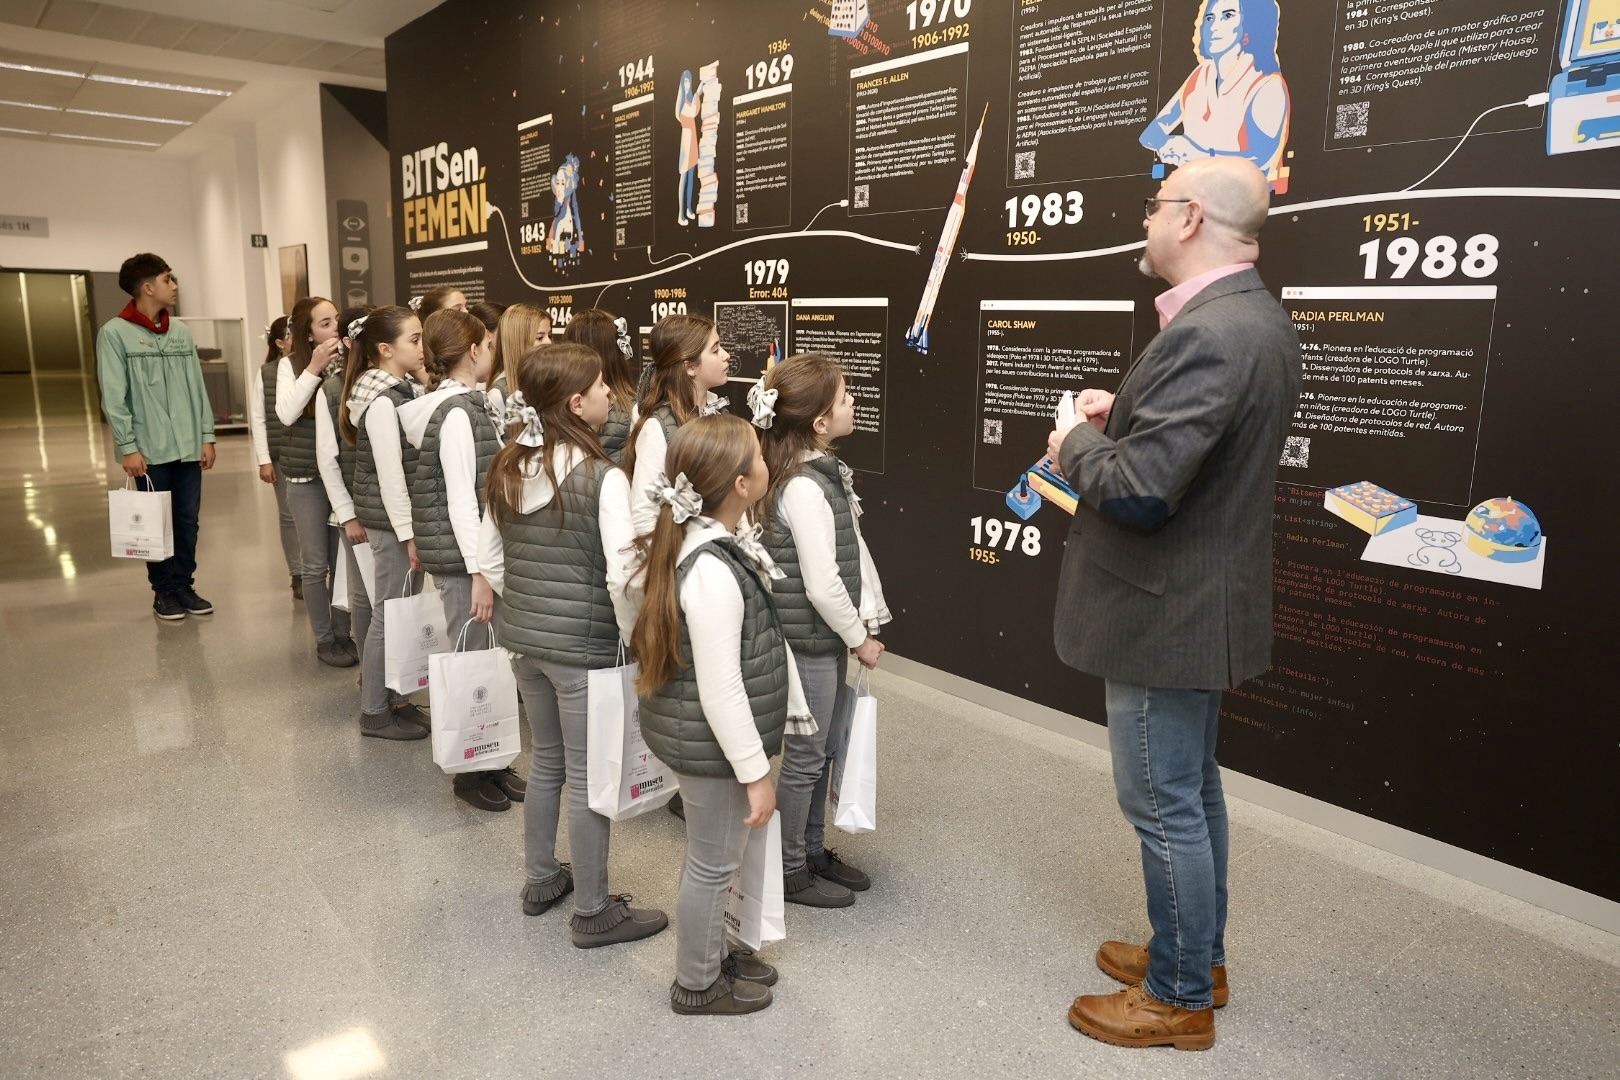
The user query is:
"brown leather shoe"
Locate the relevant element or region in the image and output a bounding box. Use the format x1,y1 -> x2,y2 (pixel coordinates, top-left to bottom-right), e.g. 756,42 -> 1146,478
1096,940 -> 1229,1008
1068,984 -> 1215,1050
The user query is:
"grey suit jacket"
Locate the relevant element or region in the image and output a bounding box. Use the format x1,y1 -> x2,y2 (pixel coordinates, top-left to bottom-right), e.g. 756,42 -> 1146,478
1053,268 -> 1302,690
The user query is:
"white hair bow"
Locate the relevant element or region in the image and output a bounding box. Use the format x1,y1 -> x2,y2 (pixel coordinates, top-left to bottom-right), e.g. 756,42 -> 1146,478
407,295 -> 424,311
614,316 -> 633,360
747,376 -> 779,429
648,471 -> 703,524
503,390 -> 545,448
734,521 -> 786,582
347,315 -> 368,340
837,458 -> 864,518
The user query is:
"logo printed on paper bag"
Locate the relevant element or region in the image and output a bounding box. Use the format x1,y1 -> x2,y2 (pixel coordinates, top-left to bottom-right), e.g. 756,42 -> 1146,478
421,624 -> 434,640
473,686 -> 489,704
130,512 -> 143,526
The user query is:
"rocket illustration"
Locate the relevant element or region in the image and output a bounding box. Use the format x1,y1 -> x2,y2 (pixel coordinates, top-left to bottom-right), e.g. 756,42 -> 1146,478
905,103 -> 987,355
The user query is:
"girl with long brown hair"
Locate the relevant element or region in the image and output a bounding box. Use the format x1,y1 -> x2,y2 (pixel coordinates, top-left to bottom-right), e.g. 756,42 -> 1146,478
474,343 -> 666,944
277,296 -> 357,668
249,314 -> 300,596
488,303 -> 553,414
625,313 -> 731,534
409,284 -> 467,322
562,308 -> 638,464
632,414 -> 812,1016
315,306 -> 375,665
398,309 -> 521,810
344,305 -> 432,740
751,353 -> 892,908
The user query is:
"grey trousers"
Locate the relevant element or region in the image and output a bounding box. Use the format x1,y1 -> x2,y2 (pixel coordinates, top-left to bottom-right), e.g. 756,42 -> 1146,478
272,471 -> 300,580
434,572 -> 492,652
673,772 -> 753,992
777,649 -> 853,873
339,532 -> 372,664
285,479 -> 349,645
511,654 -> 611,918
362,528 -> 416,716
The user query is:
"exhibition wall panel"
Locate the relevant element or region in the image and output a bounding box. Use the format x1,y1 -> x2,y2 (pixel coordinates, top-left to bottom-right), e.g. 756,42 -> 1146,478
385,0 -> 1620,908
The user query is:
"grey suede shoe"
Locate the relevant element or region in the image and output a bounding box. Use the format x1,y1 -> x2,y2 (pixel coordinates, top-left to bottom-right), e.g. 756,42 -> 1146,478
808,847 -> 871,891
317,640 -> 356,668
671,975 -> 772,1015
360,711 -> 429,741
783,866 -> 855,908
521,865 -> 573,916
725,949 -> 778,986
571,896 -> 669,949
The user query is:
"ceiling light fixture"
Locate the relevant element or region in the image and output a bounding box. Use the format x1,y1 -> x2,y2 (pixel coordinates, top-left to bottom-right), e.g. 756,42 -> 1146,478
67,108 -> 192,126
0,98 -> 61,111
51,132 -> 162,147
0,59 -> 87,79
0,125 -> 47,136
85,74 -> 231,96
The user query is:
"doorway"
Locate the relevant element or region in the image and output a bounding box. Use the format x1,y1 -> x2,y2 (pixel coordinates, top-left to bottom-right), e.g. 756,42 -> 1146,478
0,270 -> 100,430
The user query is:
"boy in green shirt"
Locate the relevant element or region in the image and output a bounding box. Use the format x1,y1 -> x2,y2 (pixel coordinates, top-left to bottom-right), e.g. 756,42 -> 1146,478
97,253 -> 217,620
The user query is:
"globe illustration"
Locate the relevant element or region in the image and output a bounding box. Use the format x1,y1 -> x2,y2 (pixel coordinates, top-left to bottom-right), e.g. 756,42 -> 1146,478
1464,497 -> 1542,563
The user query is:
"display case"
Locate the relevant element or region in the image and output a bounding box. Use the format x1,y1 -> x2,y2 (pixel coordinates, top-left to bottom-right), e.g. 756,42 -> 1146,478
176,316 -> 250,432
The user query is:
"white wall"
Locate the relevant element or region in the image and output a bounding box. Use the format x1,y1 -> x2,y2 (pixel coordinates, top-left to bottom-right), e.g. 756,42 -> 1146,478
0,136 -> 200,298
188,137 -> 247,321
254,83 -> 332,318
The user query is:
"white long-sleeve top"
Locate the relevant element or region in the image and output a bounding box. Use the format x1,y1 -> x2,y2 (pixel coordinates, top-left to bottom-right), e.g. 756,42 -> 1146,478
248,366 -> 273,466
314,380 -> 356,524
273,358 -> 326,486
400,382 -> 483,573
779,450 -> 891,646
628,418 -> 667,537
477,444 -> 642,645
355,394 -> 414,539
677,519 -> 811,784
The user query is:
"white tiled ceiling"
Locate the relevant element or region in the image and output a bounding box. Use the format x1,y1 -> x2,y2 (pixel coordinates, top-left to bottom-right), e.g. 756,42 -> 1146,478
0,45 -> 240,150
0,0 -> 390,77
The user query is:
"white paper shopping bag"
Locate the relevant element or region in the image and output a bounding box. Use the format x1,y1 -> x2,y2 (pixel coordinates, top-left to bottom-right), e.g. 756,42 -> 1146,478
831,672 -> 878,834
383,579 -> 449,692
724,810 -> 786,951
350,537 -> 377,604
108,477 -> 173,561
331,536 -> 349,611
586,658 -> 679,820
428,623 -> 522,774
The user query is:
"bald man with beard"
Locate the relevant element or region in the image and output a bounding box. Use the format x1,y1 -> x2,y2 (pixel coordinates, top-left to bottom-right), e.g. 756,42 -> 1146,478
1047,158 -> 1301,1050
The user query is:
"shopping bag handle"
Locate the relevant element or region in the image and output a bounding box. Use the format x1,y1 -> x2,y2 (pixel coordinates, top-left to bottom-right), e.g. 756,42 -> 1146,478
452,619 -> 476,654
122,475 -> 157,493
852,666 -> 873,694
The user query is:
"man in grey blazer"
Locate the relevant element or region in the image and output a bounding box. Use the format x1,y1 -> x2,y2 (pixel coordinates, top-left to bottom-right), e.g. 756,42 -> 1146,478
1048,157 -> 1301,1050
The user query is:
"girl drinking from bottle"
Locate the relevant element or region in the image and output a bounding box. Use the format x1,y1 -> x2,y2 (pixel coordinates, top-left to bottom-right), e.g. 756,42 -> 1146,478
751,353 -> 892,909
477,342 -> 667,946
633,414 -> 813,1015
342,305 -> 430,740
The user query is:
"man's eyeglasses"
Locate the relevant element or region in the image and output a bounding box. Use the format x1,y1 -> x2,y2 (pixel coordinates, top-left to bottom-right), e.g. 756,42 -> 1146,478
1144,197 -> 1194,218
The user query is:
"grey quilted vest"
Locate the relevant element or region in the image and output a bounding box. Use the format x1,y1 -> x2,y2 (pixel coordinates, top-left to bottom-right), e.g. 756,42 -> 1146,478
638,538 -> 790,778
412,393 -> 501,577
765,454 -> 863,655
352,381 -> 420,534
599,401 -> 633,465
320,371 -> 357,496
494,457 -> 624,667
259,358 -> 285,465
278,359 -> 320,480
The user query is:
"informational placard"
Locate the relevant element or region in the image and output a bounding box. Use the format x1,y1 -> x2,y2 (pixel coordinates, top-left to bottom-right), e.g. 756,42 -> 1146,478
733,84 -> 792,230
849,43 -> 970,215
973,299 -> 1134,491
1281,285 -> 1495,506
792,298 -> 887,473
613,93 -> 657,248
515,113 -> 553,255
715,300 -> 789,379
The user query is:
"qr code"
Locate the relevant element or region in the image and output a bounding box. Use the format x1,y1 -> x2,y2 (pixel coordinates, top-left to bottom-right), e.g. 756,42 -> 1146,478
736,202 -> 749,225
1335,102 -> 1370,140
615,226 -> 626,246
983,418 -> 1003,445
853,184 -> 870,209
519,199 -> 529,218
1014,151 -> 1036,180
1280,436 -> 1310,468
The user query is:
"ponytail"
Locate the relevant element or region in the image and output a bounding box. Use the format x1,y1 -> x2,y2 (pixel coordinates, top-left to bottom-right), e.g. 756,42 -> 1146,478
264,315 -> 289,364
341,305 -> 414,444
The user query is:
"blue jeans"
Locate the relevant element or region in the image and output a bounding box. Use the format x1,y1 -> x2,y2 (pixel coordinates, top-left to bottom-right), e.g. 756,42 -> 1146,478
1105,681 -> 1228,1011
143,459 -> 202,594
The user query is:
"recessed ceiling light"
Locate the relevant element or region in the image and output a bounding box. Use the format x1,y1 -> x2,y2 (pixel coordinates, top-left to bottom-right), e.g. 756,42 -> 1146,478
86,74 -> 231,96
0,59 -> 87,79
0,98 -> 61,112
67,108 -> 192,126
51,132 -> 163,147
